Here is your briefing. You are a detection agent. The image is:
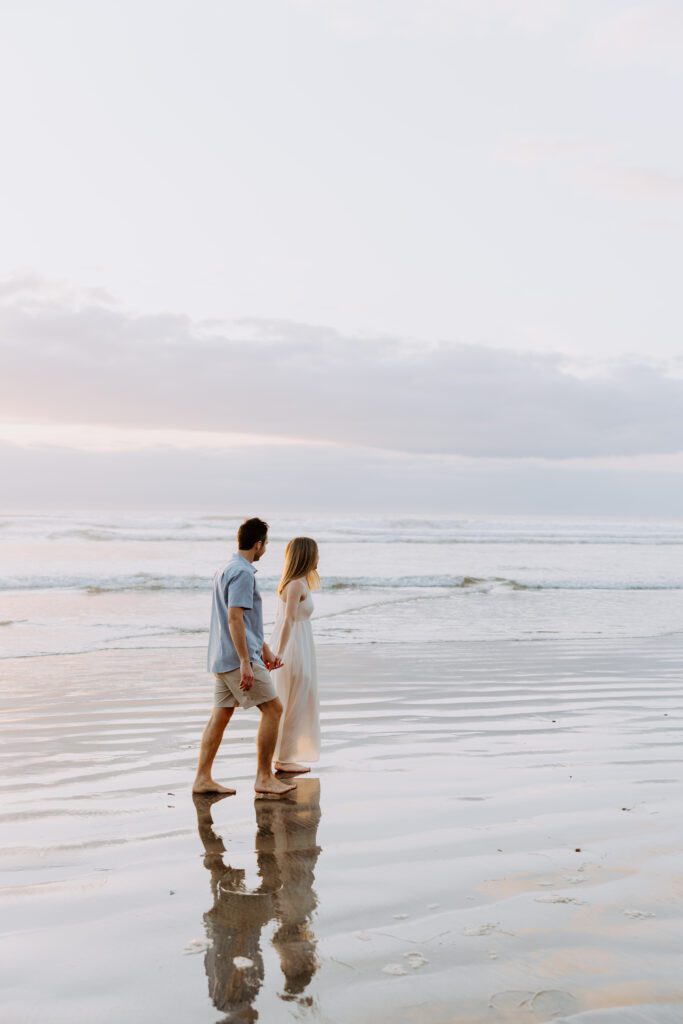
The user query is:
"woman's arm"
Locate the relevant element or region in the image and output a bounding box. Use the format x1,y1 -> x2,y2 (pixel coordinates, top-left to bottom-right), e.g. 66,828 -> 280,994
275,579 -> 306,660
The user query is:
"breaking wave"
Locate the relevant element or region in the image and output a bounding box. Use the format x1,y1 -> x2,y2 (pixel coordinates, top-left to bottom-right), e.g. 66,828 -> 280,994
3,574 -> 683,594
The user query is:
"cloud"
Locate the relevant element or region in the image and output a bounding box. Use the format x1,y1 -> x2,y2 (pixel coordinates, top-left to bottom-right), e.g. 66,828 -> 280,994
600,167 -> 683,200
1,274 -> 682,460
583,1 -> 683,76
501,136 -> 683,200
0,422 -> 309,453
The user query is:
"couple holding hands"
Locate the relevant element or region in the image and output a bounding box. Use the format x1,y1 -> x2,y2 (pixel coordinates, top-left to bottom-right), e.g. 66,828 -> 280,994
193,518 -> 320,797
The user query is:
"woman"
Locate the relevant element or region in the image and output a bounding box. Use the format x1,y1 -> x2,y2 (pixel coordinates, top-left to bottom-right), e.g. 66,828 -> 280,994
270,537 -> 320,774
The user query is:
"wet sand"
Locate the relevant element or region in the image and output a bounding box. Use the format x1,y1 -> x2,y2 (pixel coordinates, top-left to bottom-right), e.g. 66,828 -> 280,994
1,638 -> 682,1023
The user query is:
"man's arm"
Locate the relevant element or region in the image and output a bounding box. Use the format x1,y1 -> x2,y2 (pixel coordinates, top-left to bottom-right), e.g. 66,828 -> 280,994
228,607 -> 254,691
262,642 -> 283,671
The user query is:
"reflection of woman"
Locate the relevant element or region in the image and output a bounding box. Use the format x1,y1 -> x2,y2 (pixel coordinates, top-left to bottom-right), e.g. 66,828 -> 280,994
271,538 -> 321,774
255,779 -> 322,999
193,779 -> 322,1020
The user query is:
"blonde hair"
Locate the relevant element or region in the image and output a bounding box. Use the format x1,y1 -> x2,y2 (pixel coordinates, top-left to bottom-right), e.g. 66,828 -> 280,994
278,537 -> 320,595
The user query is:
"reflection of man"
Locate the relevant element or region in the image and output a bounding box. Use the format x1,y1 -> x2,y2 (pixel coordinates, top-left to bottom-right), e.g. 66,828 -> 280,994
194,793 -> 274,1020
193,779 -> 322,1021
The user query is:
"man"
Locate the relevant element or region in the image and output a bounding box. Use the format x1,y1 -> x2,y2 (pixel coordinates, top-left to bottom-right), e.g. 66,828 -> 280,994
193,517 -> 296,796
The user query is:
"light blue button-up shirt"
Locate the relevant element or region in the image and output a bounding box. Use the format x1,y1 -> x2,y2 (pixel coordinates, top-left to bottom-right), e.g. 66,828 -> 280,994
207,554 -> 265,673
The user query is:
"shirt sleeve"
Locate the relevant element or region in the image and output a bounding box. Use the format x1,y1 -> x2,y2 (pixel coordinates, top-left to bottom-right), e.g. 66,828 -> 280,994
227,569 -> 255,610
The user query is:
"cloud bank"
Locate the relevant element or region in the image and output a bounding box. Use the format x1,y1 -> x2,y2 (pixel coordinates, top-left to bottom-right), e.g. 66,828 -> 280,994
1,275 -> 682,460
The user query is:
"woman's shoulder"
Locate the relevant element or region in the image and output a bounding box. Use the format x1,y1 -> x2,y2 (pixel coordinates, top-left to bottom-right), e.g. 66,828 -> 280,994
282,577 -> 307,597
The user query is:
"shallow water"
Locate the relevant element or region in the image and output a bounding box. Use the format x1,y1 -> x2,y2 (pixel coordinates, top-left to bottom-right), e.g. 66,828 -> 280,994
1,638 -> 682,1023
2,512 -> 683,659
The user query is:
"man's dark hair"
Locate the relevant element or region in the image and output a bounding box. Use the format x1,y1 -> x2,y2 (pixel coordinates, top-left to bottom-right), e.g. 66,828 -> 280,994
237,517 -> 269,550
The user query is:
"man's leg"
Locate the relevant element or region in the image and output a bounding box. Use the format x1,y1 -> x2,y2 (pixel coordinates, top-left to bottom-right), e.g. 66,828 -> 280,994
193,707 -> 236,794
255,698 -> 296,795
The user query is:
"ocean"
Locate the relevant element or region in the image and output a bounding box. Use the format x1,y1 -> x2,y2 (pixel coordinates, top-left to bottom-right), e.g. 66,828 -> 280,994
1,511 -> 682,661
2,512 -> 683,1022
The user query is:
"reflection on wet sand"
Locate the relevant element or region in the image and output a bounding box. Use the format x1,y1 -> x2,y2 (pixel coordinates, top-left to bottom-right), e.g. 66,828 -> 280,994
193,779 -> 322,1022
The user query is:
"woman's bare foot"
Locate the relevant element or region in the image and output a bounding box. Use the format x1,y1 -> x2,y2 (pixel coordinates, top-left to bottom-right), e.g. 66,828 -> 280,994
255,774 -> 297,796
192,776 -> 236,795
275,762 -> 311,774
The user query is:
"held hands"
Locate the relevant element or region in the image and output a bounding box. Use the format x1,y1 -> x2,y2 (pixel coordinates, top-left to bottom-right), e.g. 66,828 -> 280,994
239,659 -> 255,692
262,644 -> 284,671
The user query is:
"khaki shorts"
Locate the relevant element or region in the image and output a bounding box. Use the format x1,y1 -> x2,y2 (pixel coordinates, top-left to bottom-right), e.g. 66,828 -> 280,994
213,663 -> 277,710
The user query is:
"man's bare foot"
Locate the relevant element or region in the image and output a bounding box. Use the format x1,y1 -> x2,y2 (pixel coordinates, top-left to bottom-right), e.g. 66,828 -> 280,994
192,792 -> 231,812
192,777 -> 236,795
254,775 -> 297,796
275,762 -> 311,774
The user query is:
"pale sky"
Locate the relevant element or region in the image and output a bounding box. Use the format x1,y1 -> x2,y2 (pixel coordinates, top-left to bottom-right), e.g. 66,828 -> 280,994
1,1 -> 682,512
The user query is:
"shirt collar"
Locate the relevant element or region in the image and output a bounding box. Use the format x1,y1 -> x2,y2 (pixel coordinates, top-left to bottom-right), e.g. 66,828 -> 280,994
233,552 -> 257,574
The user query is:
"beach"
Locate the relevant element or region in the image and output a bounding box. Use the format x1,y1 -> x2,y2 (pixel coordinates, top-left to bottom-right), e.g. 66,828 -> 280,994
2,635 -> 682,1023
4,1 -> 682,1017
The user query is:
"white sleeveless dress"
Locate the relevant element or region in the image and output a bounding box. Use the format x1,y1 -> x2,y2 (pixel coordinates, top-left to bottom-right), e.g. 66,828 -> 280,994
271,586 -> 320,763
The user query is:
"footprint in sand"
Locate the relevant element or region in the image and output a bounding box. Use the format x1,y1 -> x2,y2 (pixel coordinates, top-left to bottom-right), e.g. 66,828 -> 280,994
382,963 -> 408,976
489,989 -> 578,1015
402,951 -> 429,970
463,922 -> 503,936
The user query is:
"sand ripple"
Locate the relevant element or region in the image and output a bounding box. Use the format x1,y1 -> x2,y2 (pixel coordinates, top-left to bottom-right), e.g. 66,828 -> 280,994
1,638 -> 682,1023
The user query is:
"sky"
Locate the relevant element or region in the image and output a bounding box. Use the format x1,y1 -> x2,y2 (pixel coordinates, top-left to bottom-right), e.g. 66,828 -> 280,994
1,0 -> 682,513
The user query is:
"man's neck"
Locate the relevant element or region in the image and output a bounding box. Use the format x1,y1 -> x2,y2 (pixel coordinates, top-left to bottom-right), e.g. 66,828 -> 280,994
238,548 -> 256,564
